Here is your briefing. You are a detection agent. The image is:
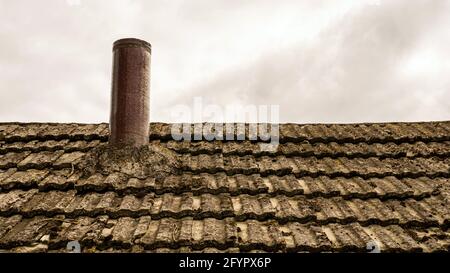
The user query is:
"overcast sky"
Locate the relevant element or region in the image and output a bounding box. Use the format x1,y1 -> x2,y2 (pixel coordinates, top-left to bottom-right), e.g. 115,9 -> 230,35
0,0 -> 449,123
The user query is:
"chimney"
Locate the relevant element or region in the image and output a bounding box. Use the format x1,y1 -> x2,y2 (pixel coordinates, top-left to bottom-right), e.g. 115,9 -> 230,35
109,38 -> 151,147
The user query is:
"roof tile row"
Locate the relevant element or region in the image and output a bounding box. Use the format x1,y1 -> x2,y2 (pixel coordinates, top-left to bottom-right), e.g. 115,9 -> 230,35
1,215 -> 448,252
1,122 -> 449,143
165,140 -> 450,158
0,189 -> 448,227
183,154 -> 450,178
1,150 -> 448,178
1,168 -> 444,199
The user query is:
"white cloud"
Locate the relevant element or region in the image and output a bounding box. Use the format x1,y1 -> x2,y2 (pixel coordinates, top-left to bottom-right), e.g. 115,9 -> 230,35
0,0 -> 449,123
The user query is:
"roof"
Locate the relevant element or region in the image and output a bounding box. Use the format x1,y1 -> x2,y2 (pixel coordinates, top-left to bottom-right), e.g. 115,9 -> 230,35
0,121 -> 449,253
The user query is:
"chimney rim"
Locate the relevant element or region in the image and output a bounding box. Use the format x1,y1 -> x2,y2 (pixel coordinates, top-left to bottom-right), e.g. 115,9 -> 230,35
113,38 -> 151,53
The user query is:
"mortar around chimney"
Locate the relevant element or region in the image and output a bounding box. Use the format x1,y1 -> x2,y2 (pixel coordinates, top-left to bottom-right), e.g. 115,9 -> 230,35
109,38 -> 151,147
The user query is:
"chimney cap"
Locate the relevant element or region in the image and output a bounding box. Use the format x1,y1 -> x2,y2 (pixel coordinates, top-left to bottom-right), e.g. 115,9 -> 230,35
113,38 -> 151,53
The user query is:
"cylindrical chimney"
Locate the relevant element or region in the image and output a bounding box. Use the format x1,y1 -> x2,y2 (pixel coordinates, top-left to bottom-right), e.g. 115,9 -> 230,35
109,38 -> 151,147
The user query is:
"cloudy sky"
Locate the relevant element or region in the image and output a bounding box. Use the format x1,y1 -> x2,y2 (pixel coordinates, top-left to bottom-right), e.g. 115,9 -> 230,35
0,0 -> 449,123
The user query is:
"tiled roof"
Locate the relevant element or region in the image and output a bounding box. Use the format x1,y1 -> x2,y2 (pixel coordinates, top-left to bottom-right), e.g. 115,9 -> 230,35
0,122 -> 449,253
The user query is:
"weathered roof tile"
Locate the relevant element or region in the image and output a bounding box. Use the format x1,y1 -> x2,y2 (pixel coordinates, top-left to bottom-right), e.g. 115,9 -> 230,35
1,169 -> 48,190
111,217 -> 138,246
17,150 -> 64,170
0,152 -> 31,169
53,151 -> 86,168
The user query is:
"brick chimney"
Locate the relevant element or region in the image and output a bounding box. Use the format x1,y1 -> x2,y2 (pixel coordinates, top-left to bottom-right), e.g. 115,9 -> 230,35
109,38 -> 151,147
